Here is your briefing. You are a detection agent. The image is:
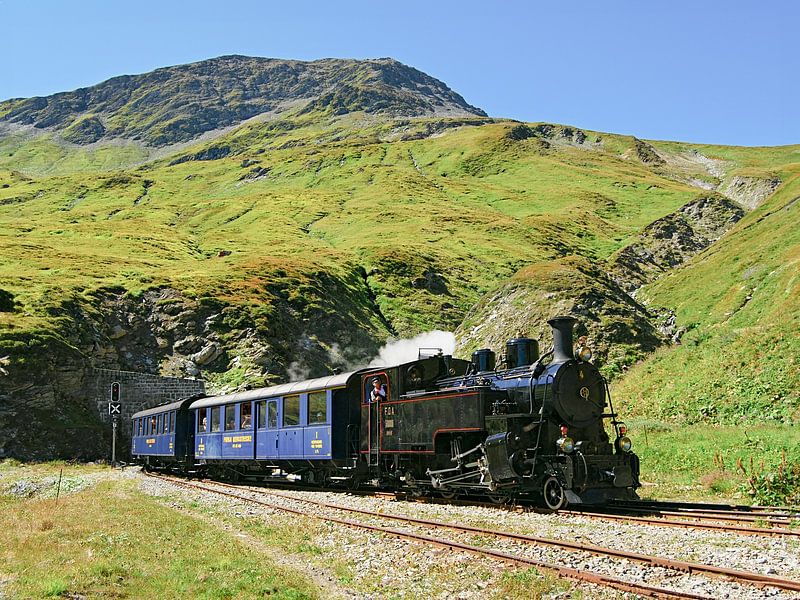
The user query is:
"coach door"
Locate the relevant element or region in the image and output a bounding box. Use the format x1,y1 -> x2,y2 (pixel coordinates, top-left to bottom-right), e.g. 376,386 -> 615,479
363,373 -> 389,467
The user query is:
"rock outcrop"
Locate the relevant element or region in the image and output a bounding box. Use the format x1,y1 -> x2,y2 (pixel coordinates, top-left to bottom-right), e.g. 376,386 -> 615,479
607,194 -> 745,293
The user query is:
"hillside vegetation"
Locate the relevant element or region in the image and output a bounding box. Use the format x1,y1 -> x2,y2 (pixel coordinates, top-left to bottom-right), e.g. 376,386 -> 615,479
0,56 -> 798,462
614,163 -> 800,423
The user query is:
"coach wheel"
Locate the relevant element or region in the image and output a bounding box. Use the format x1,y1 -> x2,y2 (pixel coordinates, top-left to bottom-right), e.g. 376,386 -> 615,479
439,490 -> 457,500
542,476 -> 566,510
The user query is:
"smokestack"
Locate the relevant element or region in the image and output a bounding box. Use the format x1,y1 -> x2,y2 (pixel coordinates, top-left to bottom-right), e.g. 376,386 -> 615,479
548,316 -> 576,363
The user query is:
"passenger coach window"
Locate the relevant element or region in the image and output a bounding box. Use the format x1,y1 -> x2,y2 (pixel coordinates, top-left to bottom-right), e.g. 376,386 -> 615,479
268,402 -> 278,428
240,403 -> 252,429
308,391 -> 327,424
169,412 -> 175,433
162,414 -> 169,434
257,401 -> 266,429
283,396 -> 300,427
211,407 -> 221,432
137,419 -> 142,436
198,410 -> 208,433
224,405 -> 236,431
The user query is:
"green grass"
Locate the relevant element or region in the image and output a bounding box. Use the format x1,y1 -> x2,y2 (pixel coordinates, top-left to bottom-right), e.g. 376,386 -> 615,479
491,567 -> 572,599
627,422 -> 800,503
0,472 -> 319,599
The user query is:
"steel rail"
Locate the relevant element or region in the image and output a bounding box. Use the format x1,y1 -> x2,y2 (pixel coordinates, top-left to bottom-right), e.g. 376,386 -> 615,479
573,505 -> 797,527
560,508 -> 800,538
612,499 -> 800,517
148,473 -> 709,600
156,475 -> 800,595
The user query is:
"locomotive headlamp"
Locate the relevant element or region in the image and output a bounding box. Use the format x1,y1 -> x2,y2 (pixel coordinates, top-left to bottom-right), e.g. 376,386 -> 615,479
616,436 -> 632,453
557,436 -> 575,453
576,346 -> 593,362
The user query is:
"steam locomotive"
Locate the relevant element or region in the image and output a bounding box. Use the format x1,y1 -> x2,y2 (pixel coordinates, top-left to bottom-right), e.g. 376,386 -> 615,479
132,316 -> 640,508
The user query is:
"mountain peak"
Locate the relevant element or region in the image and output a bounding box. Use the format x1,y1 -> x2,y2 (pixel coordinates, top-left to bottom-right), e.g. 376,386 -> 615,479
0,56 -> 486,146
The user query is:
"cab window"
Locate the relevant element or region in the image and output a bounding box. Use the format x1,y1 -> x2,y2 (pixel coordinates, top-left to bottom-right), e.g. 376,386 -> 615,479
240,403 -> 252,429
224,405 -> 236,431
308,391 -> 327,424
211,407 -> 221,432
282,395 -> 299,427
198,410 -> 208,433
257,401 -> 266,429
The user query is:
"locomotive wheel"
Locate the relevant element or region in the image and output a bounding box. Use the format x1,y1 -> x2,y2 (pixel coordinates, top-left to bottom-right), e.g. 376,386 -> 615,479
542,476 -> 566,510
487,492 -> 510,505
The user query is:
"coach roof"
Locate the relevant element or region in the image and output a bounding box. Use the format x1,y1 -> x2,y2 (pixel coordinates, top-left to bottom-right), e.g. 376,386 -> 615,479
132,395 -> 203,419
189,370 -> 365,410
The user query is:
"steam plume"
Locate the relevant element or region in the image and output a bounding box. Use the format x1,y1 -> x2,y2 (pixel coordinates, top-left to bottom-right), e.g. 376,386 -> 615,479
369,331 -> 456,367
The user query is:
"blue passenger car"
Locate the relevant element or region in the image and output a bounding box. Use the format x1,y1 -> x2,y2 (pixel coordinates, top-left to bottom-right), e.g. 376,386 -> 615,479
131,394 -> 202,470
189,371 -> 364,479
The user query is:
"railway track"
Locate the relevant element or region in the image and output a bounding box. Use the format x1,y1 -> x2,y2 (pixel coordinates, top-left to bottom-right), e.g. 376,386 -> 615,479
560,507 -> 800,538
384,490 -> 800,537
147,472 -> 800,599
612,499 -> 800,517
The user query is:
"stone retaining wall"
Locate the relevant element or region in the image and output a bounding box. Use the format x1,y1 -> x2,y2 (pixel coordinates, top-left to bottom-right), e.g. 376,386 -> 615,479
88,368 -> 206,426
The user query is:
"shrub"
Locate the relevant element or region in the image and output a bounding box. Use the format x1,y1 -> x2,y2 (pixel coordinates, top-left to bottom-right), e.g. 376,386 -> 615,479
738,450 -> 800,506
0,289 -> 15,312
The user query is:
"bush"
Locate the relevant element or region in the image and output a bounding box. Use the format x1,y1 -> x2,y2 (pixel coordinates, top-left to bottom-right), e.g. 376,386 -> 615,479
738,450 -> 800,506
0,289 -> 15,312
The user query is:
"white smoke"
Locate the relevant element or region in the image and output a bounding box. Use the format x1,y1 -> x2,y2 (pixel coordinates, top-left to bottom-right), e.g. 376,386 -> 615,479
286,360 -> 312,382
369,330 -> 456,367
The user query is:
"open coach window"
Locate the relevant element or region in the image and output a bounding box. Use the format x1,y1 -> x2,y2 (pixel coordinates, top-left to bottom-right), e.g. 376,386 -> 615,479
198,410 -> 208,433
211,407 -> 221,432
240,403 -> 252,429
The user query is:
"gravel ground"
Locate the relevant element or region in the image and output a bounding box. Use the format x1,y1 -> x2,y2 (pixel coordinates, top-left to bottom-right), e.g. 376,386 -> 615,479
1,471 -> 107,499
134,471 -> 800,599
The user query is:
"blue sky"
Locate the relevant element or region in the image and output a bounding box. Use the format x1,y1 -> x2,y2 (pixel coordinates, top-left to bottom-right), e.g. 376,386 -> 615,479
0,0 -> 795,146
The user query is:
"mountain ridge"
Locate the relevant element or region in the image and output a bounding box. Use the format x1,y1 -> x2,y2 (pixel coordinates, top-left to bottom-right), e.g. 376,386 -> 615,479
0,55 -> 486,147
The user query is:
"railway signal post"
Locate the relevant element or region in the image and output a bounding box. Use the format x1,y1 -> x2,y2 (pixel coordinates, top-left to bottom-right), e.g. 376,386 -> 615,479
109,382 -> 121,467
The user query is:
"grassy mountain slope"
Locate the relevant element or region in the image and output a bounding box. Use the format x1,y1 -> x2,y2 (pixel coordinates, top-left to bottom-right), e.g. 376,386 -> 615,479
613,162 -> 800,423
0,117 -> 702,341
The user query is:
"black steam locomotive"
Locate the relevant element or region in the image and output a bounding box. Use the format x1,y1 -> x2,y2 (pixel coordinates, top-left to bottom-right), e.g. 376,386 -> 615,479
132,316 -> 640,508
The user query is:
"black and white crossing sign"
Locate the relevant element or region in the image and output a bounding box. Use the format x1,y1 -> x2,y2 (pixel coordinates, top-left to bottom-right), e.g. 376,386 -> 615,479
109,403 -> 121,416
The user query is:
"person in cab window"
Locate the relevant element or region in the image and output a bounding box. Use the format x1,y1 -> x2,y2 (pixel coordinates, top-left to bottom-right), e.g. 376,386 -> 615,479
202,417 -> 208,431
370,378 -> 386,403
241,414 -> 251,429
